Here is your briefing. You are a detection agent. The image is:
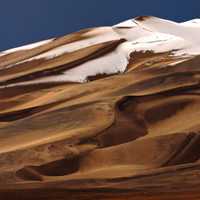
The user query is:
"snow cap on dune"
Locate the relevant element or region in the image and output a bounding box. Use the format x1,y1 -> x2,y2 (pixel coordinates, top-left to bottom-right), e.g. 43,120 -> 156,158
0,39 -> 54,56
1,16 -> 200,86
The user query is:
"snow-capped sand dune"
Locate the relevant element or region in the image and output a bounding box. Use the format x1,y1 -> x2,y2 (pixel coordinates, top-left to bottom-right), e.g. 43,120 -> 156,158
1,17 -> 200,199
1,16 -> 200,87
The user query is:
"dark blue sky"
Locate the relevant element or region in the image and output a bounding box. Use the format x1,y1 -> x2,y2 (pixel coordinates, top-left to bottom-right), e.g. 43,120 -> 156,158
0,0 -> 199,51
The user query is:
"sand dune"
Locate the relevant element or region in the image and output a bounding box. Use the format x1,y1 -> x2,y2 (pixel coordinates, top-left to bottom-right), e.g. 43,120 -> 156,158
1,16 -> 200,199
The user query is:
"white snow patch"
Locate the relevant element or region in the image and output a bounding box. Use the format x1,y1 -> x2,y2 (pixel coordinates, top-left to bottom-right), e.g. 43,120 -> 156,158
129,33 -> 188,55
133,17 -> 200,43
0,38 -> 54,56
3,44 -> 129,87
181,19 -> 200,26
114,19 -> 137,28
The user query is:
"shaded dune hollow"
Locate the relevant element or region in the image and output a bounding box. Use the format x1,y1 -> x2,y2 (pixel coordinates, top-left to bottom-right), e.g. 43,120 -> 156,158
1,16 -> 200,199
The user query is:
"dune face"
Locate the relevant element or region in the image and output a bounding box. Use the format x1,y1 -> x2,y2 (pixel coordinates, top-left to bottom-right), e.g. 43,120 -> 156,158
1,16 -> 200,199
